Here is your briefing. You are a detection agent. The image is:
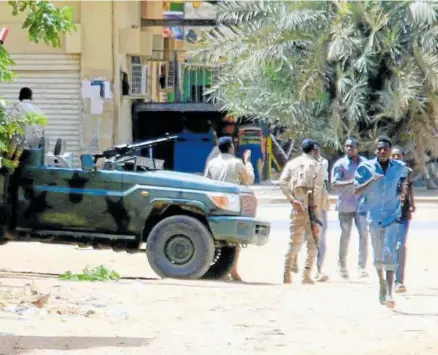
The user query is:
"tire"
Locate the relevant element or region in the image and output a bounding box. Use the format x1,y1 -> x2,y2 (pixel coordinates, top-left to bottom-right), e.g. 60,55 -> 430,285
146,215 -> 215,279
202,246 -> 237,280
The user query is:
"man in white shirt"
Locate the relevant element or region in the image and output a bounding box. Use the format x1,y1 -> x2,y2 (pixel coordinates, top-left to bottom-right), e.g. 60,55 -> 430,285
9,87 -> 45,148
204,136 -> 254,281
205,136 -> 254,185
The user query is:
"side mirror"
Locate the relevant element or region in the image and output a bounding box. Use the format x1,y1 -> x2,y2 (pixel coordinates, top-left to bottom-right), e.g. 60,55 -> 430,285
80,154 -> 95,171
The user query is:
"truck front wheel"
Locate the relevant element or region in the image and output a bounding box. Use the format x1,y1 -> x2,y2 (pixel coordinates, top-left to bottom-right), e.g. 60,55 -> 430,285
146,215 -> 215,279
202,246 -> 237,280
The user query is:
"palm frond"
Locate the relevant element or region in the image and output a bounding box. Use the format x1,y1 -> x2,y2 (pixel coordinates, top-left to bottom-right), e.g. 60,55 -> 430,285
409,1 -> 437,27
191,0 -> 438,171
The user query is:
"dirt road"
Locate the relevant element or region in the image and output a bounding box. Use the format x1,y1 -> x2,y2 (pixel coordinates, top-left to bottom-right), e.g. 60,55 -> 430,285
1,204 -> 438,354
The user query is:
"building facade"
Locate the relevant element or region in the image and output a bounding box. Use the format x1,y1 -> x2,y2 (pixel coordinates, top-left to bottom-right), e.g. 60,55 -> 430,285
0,1 -> 200,161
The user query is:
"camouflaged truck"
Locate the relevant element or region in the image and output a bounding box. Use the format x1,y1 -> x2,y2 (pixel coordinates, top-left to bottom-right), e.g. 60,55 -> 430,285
0,136 -> 270,280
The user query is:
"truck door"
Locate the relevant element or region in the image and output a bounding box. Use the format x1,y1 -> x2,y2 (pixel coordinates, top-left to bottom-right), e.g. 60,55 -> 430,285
16,167 -> 99,231
91,170 -> 127,234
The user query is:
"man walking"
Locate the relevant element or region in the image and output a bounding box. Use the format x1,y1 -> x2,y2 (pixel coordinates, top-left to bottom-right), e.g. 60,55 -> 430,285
331,138 -> 369,279
354,136 -> 408,308
204,136 -> 254,281
290,143 -> 329,282
391,146 -> 415,293
279,139 -> 324,284
315,146 -> 330,282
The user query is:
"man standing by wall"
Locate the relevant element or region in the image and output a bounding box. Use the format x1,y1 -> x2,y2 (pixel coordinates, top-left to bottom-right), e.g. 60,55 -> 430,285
279,139 -> 324,284
391,146 -> 415,294
331,138 -> 369,279
9,87 -> 45,148
204,136 -> 254,281
354,136 -> 408,308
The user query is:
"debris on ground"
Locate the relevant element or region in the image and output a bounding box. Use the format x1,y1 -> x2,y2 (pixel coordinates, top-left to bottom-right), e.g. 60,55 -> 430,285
1,280 -> 130,321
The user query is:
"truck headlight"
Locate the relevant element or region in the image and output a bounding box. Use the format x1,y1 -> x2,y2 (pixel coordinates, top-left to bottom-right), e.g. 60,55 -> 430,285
207,192 -> 241,213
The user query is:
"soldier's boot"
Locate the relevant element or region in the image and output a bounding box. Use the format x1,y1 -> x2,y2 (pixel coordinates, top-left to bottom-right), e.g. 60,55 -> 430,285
284,259 -> 293,284
283,270 -> 292,284
303,244 -> 317,284
302,269 -> 315,285
291,255 -> 299,273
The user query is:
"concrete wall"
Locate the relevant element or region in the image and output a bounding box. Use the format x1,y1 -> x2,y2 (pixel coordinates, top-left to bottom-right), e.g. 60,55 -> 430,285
0,0 -> 151,152
142,0 -> 164,36
113,0 -> 142,145
79,1 -> 114,153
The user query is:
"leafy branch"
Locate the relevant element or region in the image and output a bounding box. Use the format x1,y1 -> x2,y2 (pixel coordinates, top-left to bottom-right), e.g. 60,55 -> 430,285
0,1 -> 75,171
59,265 -> 121,282
8,0 -> 76,47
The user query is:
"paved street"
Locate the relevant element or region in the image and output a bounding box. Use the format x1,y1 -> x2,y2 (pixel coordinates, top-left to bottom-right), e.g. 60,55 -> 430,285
253,185 -> 438,204
263,203 -> 438,232
0,203 -> 438,354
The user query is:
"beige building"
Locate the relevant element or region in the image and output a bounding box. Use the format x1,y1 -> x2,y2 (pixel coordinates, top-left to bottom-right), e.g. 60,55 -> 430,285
0,0 -> 191,162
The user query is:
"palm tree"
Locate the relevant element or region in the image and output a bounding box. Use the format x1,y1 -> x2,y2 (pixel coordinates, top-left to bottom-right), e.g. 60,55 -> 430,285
192,0 -> 438,175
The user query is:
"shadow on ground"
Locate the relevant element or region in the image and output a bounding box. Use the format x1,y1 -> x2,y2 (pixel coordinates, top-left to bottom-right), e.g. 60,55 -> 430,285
0,270 -> 160,282
138,280 -> 279,288
0,336 -> 153,354
393,310 -> 438,317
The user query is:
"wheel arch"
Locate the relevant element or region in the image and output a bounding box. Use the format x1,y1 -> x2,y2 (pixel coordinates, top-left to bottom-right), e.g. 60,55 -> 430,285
142,199 -> 210,242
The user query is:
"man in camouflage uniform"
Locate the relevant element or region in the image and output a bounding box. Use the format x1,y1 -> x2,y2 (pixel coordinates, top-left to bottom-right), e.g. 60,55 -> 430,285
279,139 -> 324,284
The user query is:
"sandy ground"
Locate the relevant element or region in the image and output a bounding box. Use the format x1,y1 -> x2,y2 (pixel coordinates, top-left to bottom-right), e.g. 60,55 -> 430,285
1,205 -> 438,355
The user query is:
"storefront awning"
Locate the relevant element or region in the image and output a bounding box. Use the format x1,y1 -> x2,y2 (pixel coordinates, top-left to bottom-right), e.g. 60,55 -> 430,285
134,102 -> 218,113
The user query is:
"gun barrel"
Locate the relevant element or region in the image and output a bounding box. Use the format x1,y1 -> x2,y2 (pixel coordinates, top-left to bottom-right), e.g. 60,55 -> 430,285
100,135 -> 178,160
127,135 -> 178,151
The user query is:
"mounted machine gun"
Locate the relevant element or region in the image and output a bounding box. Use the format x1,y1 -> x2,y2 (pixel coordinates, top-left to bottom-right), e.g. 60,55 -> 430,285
88,134 -> 178,172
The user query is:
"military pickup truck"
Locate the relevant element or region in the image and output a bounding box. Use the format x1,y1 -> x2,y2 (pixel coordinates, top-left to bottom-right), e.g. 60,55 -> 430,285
0,136 -> 270,280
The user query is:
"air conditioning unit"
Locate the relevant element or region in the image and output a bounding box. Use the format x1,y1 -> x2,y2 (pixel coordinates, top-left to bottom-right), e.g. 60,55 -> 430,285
131,63 -> 149,96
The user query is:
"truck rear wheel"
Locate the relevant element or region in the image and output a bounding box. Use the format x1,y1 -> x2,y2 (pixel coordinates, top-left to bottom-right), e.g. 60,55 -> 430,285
202,246 -> 237,280
146,215 -> 215,279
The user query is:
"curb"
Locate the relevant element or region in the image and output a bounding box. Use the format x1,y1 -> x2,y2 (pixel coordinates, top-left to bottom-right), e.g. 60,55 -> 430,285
256,195 -> 438,205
